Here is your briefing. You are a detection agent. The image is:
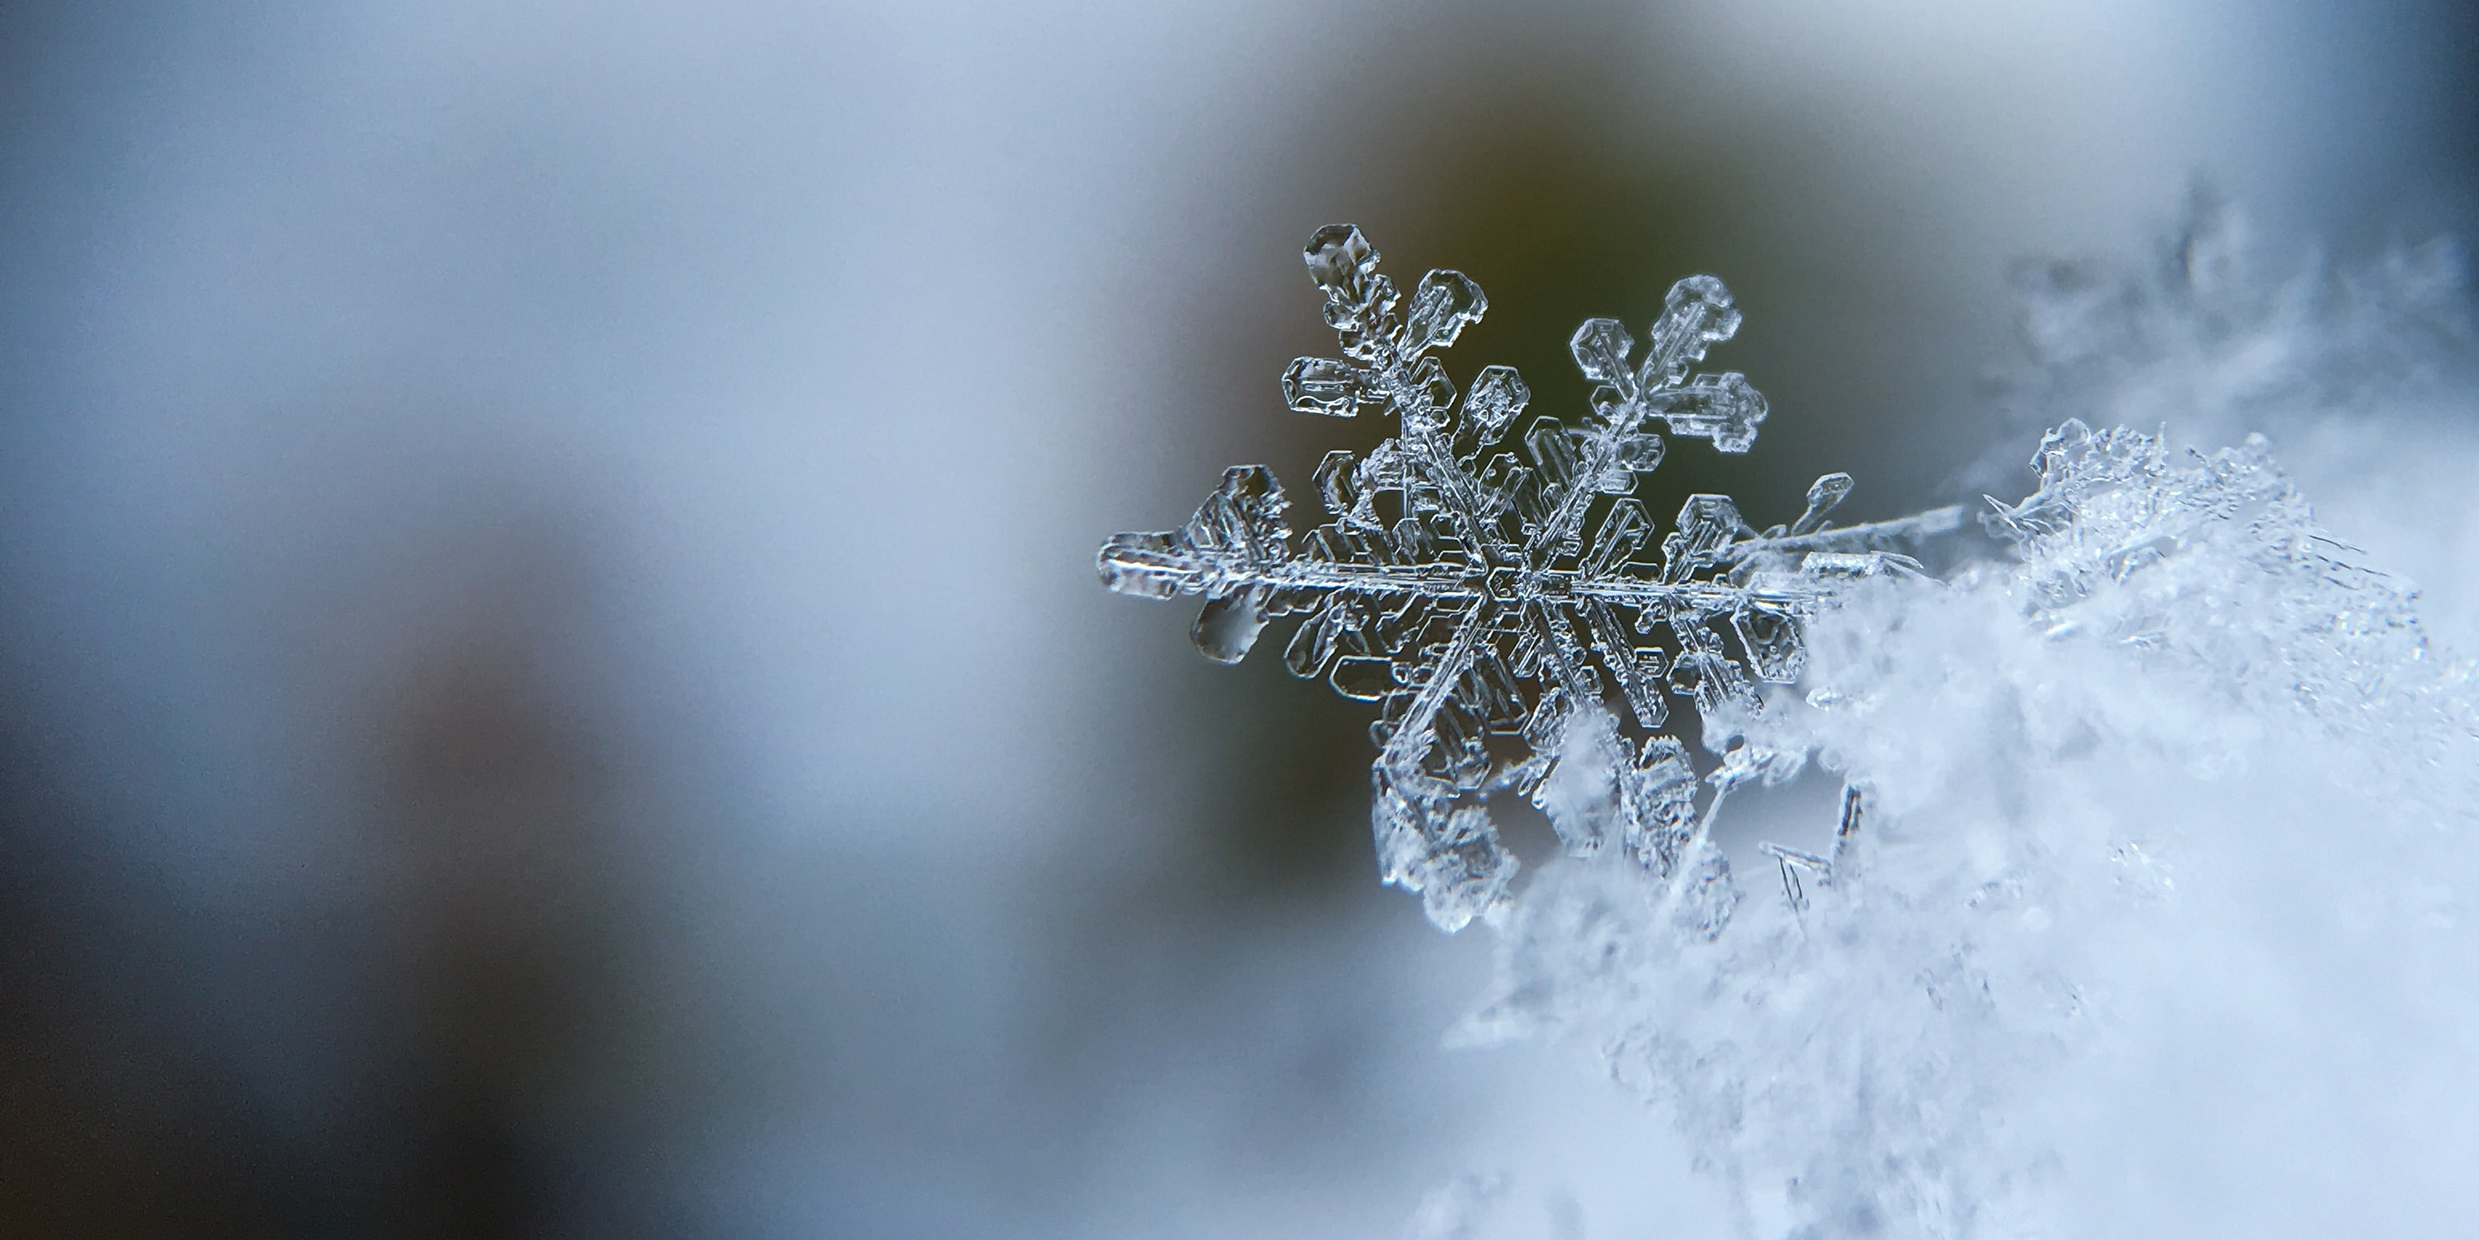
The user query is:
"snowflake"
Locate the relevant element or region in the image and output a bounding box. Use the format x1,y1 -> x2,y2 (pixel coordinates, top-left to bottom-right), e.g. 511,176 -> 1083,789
1099,225 -> 1960,930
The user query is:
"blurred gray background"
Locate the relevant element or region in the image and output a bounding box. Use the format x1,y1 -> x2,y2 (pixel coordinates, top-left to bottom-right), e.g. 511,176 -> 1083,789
3,2 -> 2473,1237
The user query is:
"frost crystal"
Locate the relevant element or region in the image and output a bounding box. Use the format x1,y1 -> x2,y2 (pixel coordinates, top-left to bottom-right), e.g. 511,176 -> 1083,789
1098,217 -> 2479,1237
1464,416 -> 2479,1239
1980,418 -> 2478,772
1099,225 -> 1960,930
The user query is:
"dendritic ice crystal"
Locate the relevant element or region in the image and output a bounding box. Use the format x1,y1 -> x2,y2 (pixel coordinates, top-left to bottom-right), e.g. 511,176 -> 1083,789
1098,225 -> 1959,930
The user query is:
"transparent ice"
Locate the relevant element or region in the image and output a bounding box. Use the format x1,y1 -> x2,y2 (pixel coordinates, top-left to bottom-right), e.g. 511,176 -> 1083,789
1099,224 -> 1960,932
1098,222 -> 2479,1238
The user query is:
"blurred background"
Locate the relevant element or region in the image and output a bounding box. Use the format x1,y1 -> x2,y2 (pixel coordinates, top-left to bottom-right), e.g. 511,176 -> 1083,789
2,2 -> 2473,1236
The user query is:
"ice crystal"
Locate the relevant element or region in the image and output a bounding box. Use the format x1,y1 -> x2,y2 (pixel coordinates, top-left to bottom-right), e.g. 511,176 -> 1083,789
1098,216 -> 2479,1237
1979,418 -> 2479,781
1099,225 -> 1960,930
1466,417 -> 2479,1238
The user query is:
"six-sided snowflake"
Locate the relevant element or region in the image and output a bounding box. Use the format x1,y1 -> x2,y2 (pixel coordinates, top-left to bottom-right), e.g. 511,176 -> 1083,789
1101,225 -> 1958,930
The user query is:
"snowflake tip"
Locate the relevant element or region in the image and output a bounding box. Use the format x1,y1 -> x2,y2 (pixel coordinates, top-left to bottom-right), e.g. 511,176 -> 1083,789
1305,223 -> 1382,311
1571,318 -> 1636,385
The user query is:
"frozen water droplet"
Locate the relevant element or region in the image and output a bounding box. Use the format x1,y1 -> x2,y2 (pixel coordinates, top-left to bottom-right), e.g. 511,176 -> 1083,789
1192,586 -> 1270,663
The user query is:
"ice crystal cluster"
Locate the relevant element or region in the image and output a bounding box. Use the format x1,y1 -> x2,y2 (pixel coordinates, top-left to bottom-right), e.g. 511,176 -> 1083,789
1099,225 -> 1957,932
1461,413 -> 2479,1236
1100,222 -> 2479,1237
